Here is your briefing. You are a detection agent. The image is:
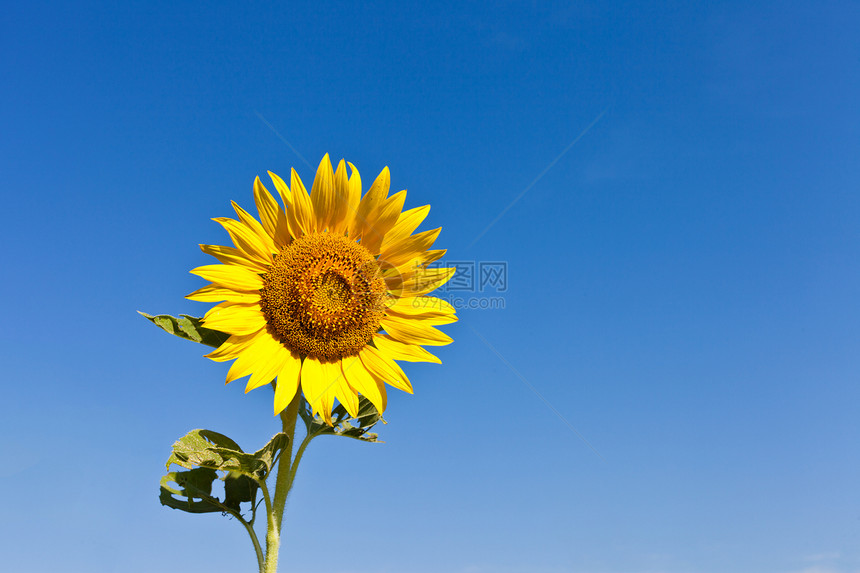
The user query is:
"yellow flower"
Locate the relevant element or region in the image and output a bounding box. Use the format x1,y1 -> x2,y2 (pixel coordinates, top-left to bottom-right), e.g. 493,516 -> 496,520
188,155 -> 456,423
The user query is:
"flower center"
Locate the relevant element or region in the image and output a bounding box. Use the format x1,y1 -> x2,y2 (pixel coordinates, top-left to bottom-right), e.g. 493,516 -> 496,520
260,232 -> 387,361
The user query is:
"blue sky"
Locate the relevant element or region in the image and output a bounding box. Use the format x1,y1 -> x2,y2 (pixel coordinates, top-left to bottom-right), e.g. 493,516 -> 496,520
2,1 -> 859,572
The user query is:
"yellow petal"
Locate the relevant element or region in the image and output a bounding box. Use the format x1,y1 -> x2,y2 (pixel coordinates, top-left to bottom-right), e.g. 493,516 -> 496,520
381,314 -> 453,346
244,338 -> 293,393
212,217 -> 272,265
386,267 -> 455,297
379,249 -> 448,290
381,205 -> 430,250
379,227 -> 441,268
345,162 -> 362,237
254,176 -> 290,248
373,334 -> 441,364
386,296 -> 455,316
199,244 -> 268,272
359,346 -> 413,394
384,297 -> 457,326
300,357 -> 335,425
268,171 -> 292,206
341,354 -> 387,413
329,159 -> 351,234
186,284 -> 261,304
352,166 -> 390,240
203,303 -> 266,336
310,154 -> 336,232
253,177 -> 278,236
320,360 -> 358,418
287,168 -> 316,237
190,264 -> 264,292
225,352 -> 257,384
206,332 -> 259,362
422,249 -> 447,266
224,332 -> 274,383
361,190 -> 406,255
273,352 -> 302,415
405,313 -> 457,326
231,201 -> 276,255
385,300 -> 458,325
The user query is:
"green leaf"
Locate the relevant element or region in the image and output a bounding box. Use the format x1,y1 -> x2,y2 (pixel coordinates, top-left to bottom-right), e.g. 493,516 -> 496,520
159,467 -> 223,514
166,429 -> 288,481
165,429 -> 240,471
299,395 -> 384,443
159,468 -> 258,515
223,472 -> 259,512
139,311 -> 229,348
160,430 -> 288,517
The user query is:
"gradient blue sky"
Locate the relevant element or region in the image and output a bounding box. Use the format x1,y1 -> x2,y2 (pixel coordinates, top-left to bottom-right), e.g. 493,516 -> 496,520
2,2 -> 859,572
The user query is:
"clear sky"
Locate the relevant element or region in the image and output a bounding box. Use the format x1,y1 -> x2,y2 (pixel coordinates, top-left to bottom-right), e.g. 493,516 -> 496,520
2,2 -> 859,572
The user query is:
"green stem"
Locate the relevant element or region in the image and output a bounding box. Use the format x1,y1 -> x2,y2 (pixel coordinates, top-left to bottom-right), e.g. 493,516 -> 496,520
259,478 -> 275,567
238,514 -> 265,573
259,479 -> 274,524
262,480 -> 280,573
287,433 -> 314,489
263,394 -> 302,573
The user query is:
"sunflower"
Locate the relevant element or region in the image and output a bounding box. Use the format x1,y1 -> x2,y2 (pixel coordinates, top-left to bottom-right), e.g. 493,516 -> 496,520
187,155 -> 456,424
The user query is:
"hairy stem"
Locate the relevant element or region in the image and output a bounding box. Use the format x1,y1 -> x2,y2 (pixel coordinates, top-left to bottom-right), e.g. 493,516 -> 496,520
238,513 -> 265,573
263,394 -> 301,573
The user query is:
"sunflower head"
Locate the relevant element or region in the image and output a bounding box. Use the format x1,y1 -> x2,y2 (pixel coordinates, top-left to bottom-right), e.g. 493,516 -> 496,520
188,155 -> 456,425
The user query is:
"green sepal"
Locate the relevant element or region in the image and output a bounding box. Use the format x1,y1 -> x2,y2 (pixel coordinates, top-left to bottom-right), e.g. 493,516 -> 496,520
299,395 -> 384,443
138,312 -> 229,348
